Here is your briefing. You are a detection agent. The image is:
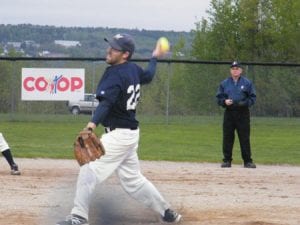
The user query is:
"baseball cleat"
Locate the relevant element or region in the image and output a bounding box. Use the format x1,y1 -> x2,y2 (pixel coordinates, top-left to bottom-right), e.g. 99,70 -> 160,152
162,208 -> 182,223
11,164 -> 21,175
56,214 -> 88,225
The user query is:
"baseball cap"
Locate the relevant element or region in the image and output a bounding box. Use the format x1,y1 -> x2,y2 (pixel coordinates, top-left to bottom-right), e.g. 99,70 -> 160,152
230,61 -> 241,68
104,33 -> 135,57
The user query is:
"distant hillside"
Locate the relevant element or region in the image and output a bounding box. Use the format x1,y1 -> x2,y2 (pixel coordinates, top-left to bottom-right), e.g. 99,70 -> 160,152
0,24 -> 193,58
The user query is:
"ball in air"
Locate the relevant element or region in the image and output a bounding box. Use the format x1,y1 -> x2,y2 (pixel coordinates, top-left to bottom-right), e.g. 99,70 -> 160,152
157,37 -> 170,53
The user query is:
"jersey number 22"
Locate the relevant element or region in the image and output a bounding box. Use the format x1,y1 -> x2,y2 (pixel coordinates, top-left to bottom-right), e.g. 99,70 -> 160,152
127,84 -> 140,110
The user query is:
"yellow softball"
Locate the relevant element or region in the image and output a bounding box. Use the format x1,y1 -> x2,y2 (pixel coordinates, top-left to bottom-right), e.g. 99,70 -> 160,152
158,37 -> 170,53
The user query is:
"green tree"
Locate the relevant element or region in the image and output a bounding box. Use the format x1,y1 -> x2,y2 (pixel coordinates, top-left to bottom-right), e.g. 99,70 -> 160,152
192,0 -> 300,62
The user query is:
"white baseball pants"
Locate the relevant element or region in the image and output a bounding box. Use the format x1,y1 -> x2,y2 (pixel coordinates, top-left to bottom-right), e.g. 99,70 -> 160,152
71,128 -> 170,220
0,133 -> 10,152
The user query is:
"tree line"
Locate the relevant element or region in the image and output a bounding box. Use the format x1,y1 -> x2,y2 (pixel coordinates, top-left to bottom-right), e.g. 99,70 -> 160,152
191,0 -> 299,63
0,24 -> 192,58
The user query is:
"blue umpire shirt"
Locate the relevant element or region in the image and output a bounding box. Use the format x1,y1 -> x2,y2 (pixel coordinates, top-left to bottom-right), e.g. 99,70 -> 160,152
216,76 -> 256,110
91,57 -> 157,129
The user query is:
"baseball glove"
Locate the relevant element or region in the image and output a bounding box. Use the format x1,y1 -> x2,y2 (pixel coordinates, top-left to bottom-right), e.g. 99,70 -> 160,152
74,129 -> 105,166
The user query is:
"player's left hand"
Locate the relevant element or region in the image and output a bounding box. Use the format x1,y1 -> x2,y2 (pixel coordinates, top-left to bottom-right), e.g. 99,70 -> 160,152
74,129 -> 105,166
86,122 -> 96,131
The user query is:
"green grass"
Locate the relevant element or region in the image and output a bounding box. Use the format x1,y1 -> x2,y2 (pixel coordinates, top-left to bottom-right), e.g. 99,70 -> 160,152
1,114 -> 300,165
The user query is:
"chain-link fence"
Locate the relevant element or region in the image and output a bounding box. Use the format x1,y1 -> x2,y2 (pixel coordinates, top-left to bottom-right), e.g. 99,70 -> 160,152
1,57 -> 300,122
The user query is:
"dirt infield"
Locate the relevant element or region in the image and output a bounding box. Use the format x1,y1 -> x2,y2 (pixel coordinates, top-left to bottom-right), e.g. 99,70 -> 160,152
1,158 -> 299,225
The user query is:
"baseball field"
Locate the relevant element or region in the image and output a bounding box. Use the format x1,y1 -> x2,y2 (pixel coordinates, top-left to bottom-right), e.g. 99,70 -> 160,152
1,115 -> 300,225
2,159 -> 299,225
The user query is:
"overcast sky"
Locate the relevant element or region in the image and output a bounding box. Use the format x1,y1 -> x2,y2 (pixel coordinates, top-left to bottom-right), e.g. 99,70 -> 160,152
0,0 -> 211,32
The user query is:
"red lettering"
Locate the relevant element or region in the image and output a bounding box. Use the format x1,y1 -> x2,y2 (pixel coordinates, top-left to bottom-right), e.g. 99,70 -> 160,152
23,76 -> 83,92
35,77 -> 48,91
71,77 -> 83,91
57,77 -> 69,91
23,77 -> 35,91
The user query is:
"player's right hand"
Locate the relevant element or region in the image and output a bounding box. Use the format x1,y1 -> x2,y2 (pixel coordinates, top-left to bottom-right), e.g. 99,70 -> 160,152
152,42 -> 167,58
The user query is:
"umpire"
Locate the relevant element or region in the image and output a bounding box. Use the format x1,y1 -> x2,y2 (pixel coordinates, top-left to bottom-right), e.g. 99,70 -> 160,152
216,61 -> 256,168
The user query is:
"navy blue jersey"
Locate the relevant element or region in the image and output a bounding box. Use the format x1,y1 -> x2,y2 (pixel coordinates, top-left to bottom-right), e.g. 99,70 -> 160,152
216,76 -> 256,109
91,58 -> 157,128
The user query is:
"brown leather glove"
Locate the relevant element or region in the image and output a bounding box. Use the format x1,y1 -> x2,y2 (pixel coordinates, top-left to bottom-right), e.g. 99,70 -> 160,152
74,129 -> 105,166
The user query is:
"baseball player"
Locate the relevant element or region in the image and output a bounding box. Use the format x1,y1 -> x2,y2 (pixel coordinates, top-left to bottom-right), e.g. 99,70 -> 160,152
0,132 -> 21,175
56,34 -> 181,225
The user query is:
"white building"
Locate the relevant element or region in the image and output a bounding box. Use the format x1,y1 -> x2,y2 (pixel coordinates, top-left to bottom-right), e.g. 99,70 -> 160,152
54,40 -> 81,48
7,42 -> 22,48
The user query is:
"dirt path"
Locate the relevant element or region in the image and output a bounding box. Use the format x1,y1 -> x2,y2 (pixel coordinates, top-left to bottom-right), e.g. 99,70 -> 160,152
1,158 -> 299,225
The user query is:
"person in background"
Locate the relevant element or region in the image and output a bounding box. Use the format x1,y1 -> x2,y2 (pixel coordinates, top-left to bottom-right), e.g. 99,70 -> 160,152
0,132 -> 21,175
216,61 -> 257,168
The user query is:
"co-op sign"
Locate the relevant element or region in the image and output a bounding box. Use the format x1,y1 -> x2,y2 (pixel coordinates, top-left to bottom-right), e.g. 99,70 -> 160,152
22,68 -> 85,101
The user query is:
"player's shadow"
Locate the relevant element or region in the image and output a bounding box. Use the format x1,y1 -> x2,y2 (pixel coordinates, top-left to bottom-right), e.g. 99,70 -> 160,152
89,182 -> 163,225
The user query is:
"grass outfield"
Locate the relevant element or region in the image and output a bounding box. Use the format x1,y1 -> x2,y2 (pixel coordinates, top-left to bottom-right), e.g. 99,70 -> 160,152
1,114 -> 300,165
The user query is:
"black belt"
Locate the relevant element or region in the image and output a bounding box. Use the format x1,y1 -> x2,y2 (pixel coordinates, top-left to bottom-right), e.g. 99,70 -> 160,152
105,127 -> 138,133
